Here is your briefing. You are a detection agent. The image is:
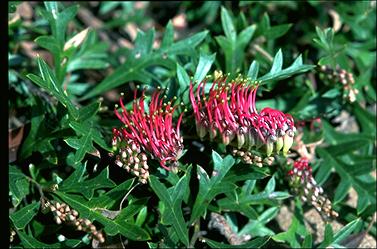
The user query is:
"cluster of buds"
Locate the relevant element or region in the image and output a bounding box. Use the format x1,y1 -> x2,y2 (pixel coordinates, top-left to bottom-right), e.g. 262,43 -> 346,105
10,229 -> 16,243
231,148 -> 274,167
190,75 -> 296,157
318,65 -> 358,102
45,200 -> 105,243
112,89 -> 184,182
112,136 -> 149,184
288,158 -> 338,218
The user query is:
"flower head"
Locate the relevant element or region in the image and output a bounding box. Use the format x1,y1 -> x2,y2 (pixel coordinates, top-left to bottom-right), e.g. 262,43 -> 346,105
112,89 -> 184,183
189,76 -> 295,156
288,157 -> 338,218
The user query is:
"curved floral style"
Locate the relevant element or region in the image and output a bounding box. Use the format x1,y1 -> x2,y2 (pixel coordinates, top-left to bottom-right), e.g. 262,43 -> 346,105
189,76 -> 296,156
112,89 -> 184,183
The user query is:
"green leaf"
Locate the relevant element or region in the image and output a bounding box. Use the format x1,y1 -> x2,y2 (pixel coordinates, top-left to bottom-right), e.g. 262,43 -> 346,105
161,21 -> 174,49
258,52 -> 315,84
65,132 -> 97,164
18,230 -> 60,248
190,151 -> 235,223
317,148 -> 376,214
41,4 -> 79,48
265,176 -> 276,194
272,216 -> 300,248
10,202 -> 40,229
345,156 -> 376,176
264,24 -> 292,39
302,234 -> 312,248
116,197 -> 149,221
77,101 -> 101,122
44,2 -> 58,13
319,223 -> 334,248
205,236 -> 270,248
166,30 -> 209,55
247,61 -> 259,80
83,30 -> 208,99
269,49 -> 283,74
59,167 -> 116,200
149,175 -> 189,246
88,178 -> 135,209
220,7 -> 236,42
237,25 -> 256,48
238,207 -> 279,237
26,57 -> 79,119
223,165 -> 269,183
55,192 -> 150,241
60,164 -> 86,189
239,190 -> 290,206
333,179 -> 352,204
135,206 -> 147,226
322,120 -> 374,145
67,58 -> 109,72
9,166 -> 30,207
333,219 -> 361,245
176,63 -> 191,97
18,97 -> 58,163
35,36 -> 60,57
69,120 -> 111,151
353,102 -> 376,134
193,52 -> 216,83
216,17 -> 256,74
314,27 -> 334,52
325,139 -> 370,157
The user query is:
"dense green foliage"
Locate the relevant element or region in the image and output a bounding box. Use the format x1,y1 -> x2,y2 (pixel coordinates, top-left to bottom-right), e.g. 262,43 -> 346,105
9,1 -> 376,248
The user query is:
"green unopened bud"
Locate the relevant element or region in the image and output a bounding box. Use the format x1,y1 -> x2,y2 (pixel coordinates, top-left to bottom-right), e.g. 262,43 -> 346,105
276,136 -> 284,153
196,122 -> 207,140
171,165 -> 179,174
209,127 -> 217,141
246,131 -> 255,150
237,132 -> 245,149
266,141 -> 274,156
282,133 -> 294,156
222,134 -> 231,145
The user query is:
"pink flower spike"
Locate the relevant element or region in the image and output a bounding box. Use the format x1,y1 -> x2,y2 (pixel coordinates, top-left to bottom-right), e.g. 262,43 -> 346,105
189,75 -> 296,157
112,89 -> 184,178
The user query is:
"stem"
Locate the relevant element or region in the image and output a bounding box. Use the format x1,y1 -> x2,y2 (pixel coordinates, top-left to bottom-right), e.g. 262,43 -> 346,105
189,219 -> 200,248
118,180 -> 139,248
26,176 -> 44,199
189,219 -> 206,248
119,180 -> 140,210
252,44 -> 273,63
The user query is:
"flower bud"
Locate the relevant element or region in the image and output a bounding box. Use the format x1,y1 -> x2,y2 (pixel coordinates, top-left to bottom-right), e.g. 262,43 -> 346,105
276,136 -> 284,153
282,133 -> 294,156
266,141 -> 274,156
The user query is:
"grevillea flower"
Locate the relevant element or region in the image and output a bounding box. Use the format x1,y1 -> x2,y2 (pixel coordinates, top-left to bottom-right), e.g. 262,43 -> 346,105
189,76 -> 296,156
288,157 -> 338,218
112,89 -> 184,183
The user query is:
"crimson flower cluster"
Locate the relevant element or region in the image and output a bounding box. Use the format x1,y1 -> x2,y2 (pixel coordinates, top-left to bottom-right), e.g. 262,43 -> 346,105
112,75 -> 297,180
189,76 -> 296,156
288,157 -> 338,218
112,90 -> 184,183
